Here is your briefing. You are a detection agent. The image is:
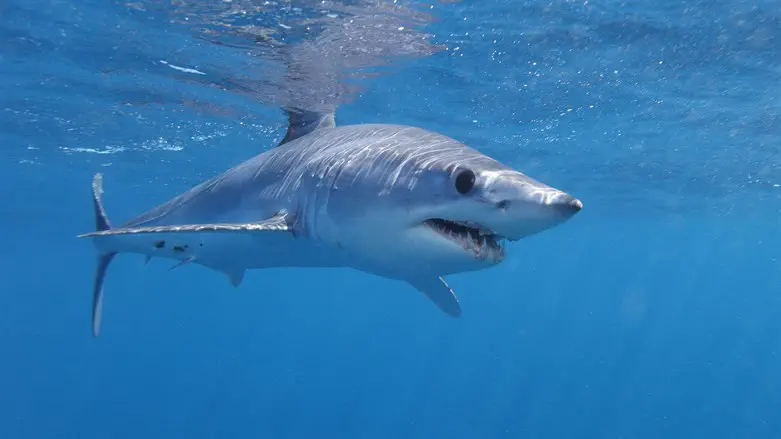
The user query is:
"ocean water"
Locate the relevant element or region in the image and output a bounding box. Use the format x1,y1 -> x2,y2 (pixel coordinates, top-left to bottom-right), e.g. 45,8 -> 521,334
2,0 -> 781,437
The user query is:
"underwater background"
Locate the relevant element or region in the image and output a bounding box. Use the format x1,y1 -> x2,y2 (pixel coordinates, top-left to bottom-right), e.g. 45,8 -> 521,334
2,0 -> 780,437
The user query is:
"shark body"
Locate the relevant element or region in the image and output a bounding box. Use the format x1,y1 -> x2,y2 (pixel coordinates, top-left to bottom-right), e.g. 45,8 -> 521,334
80,111 -> 582,335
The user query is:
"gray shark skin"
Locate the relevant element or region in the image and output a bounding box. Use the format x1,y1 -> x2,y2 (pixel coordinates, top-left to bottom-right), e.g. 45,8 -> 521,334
79,114 -> 582,336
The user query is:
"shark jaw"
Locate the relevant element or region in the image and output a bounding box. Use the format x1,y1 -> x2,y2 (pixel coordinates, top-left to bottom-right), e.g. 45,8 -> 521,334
422,218 -> 506,263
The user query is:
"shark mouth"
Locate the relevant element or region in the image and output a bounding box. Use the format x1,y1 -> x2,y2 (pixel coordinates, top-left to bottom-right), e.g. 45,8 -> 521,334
424,219 -> 506,261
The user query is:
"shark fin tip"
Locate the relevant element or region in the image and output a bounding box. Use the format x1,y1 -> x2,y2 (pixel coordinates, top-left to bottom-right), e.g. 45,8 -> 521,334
277,107 -> 336,146
228,270 -> 245,287
409,276 -> 462,318
92,252 -> 116,338
91,173 -> 111,232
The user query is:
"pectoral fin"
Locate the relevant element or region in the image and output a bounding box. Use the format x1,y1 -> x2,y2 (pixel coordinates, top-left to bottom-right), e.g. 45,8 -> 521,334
409,277 -> 462,318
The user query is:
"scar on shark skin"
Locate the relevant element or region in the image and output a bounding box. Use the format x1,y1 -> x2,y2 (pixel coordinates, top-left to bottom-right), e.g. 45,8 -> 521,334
172,245 -> 189,253
154,240 -> 165,248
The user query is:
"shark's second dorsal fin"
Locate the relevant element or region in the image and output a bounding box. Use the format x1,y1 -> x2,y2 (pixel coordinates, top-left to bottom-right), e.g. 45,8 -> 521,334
277,107 -> 335,146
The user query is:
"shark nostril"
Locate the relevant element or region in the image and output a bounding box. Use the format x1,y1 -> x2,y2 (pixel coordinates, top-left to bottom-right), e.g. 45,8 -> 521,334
496,200 -> 509,210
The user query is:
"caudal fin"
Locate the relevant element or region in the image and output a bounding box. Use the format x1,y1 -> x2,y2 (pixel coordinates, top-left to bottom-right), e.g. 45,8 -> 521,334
88,173 -> 116,337
92,252 -> 116,336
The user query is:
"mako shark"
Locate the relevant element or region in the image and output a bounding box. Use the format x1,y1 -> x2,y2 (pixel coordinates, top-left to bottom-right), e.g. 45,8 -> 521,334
79,109 -> 583,336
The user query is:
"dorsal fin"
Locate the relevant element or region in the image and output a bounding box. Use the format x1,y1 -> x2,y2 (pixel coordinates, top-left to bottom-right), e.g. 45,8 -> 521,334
277,107 -> 335,146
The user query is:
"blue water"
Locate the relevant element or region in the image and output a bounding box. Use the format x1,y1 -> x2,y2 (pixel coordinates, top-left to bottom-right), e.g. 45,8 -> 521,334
3,0 -> 781,437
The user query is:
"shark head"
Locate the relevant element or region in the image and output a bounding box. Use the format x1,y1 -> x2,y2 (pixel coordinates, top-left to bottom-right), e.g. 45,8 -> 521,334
395,161 -> 582,272
312,126 -> 583,277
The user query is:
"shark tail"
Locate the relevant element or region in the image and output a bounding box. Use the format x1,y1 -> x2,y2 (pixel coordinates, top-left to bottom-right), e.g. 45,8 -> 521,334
88,173 -> 117,337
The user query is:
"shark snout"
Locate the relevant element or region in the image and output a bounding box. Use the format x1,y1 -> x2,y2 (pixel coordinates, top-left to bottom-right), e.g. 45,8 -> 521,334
487,187 -> 583,240
547,193 -> 583,217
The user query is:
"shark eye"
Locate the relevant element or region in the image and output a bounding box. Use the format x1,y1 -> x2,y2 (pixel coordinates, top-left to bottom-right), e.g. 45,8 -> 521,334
454,169 -> 476,194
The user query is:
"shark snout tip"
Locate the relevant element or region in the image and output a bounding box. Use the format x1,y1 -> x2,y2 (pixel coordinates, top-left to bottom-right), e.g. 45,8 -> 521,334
550,194 -> 583,217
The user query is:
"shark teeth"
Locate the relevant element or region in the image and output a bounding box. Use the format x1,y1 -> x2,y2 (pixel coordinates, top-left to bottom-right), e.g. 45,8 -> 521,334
424,219 -> 506,262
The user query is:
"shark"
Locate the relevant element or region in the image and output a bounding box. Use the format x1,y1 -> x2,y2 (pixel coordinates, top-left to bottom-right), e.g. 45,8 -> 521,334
79,108 -> 583,336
